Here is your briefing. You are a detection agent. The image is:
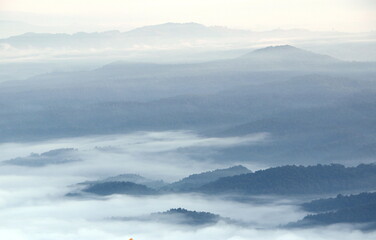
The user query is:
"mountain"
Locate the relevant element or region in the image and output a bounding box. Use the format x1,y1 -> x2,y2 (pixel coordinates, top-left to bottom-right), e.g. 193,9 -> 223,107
235,45 -> 340,70
0,22 -> 249,49
241,45 -> 337,62
163,165 -> 251,192
69,164 -> 376,198
0,46 -> 375,164
112,208 -> 225,226
69,166 -> 250,196
302,192 -> 376,213
150,208 -> 221,226
291,192 -> 376,228
299,203 -> 376,228
199,164 -> 376,195
82,181 -> 157,196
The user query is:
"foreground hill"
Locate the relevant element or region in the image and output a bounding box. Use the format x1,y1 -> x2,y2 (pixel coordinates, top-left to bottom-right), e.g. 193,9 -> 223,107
199,164 -> 376,195
301,204 -> 376,228
291,192 -> 376,228
302,192 -> 376,213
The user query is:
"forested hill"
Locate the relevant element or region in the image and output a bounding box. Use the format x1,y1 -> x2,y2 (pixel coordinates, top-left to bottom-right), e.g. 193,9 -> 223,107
291,192 -> 376,228
302,192 -> 376,213
162,165 -> 251,192
199,164 -> 376,195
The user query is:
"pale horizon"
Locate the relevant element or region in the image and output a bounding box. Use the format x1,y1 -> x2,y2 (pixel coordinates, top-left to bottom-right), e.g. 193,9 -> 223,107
1,0 -> 375,34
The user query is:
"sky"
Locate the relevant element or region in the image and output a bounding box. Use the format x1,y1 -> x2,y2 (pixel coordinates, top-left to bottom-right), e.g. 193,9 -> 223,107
0,0 -> 375,32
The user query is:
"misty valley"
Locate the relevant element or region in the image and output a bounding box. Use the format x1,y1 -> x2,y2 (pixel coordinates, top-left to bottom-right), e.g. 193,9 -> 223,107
1,20 -> 376,240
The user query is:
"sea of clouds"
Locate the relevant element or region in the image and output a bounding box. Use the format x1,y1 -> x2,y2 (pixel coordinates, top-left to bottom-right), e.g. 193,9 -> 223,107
0,130 -> 375,239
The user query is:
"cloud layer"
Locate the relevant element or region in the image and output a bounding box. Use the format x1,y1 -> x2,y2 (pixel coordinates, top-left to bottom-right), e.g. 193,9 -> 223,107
0,131 -> 375,239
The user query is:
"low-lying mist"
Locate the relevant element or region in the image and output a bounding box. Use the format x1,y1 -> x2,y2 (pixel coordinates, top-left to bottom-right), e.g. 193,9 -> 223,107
0,131 -> 269,181
0,131 -> 375,239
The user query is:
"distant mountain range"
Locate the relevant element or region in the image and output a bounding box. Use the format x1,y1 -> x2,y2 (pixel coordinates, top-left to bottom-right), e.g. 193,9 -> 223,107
69,165 -> 250,196
0,22 -> 250,49
68,163 -> 376,197
0,22 -> 358,50
199,164 -> 376,195
1,45 -> 375,164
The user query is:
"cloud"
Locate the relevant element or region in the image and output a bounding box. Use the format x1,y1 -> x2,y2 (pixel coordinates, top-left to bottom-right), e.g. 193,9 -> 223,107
0,131 -> 374,239
2,148 -> 79,167
0,131 -> 269,181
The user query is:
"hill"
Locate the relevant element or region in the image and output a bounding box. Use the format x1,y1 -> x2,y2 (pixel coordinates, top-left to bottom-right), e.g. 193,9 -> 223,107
238,45 -> 339,69
1,45 -> 375,164
199,164 -> 376,195
302,192 -> 376,213
150,208 -> 221,226
291,192 -> 376,228
162,165 -> 251,192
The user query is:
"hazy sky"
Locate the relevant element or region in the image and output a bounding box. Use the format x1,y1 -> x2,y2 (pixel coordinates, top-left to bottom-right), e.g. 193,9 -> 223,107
1,0 -> 375,32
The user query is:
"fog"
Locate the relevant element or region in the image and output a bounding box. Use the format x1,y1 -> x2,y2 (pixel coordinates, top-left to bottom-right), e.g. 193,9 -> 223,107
1,2 -> 375,238
0,131 -> 374,240
0,131 -> 269,181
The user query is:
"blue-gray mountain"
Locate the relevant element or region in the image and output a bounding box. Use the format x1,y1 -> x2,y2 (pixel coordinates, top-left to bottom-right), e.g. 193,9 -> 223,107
68,165 -> 250,196
111,208 -> 225,226
0,23 -> 250,49
198,164 -> 376,195
150,208 -> 222,226
1,23 -> 342,50
0,45 -> 375,165
302,192 -> 376,213
69,164 -> 376,197
161,165 -> 251,192
290,192 -> 376,229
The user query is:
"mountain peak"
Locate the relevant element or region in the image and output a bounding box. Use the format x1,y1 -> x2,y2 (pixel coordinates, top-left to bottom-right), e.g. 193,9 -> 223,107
254,45 -> 298,52
240,45 -> 338,63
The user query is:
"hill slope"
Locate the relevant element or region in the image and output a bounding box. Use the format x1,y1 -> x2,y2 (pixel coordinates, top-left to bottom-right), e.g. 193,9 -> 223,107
163,165 -> 251,192
199,164 -> 376,195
